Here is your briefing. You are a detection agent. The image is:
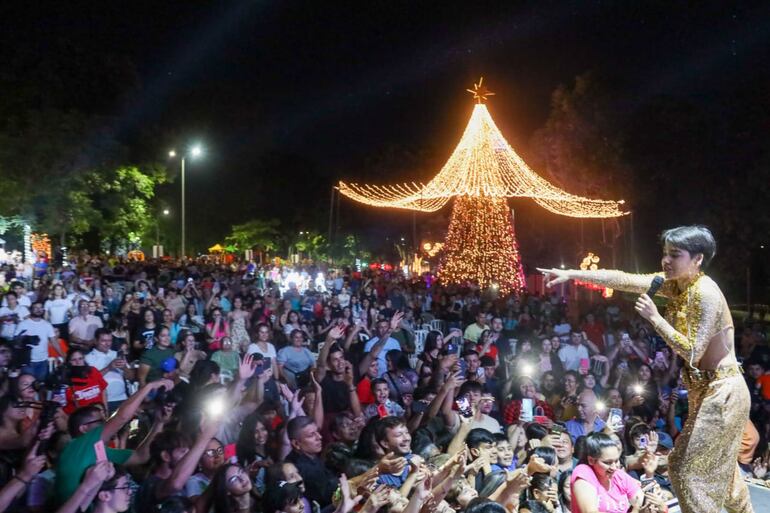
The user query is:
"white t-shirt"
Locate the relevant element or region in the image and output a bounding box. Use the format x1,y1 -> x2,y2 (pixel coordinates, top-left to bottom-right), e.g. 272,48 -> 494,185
246,342 -> 277,362
558,344 -> 590,371
15,318 -> 55,362
337,292 -> 351,308
2,295 -> 31,308
85,349 -> 127,402
45,298 -> 73,325
0,305 -> 30,340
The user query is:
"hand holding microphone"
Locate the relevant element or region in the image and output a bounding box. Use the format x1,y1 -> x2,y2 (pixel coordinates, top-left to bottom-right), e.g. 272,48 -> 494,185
635,276 -> 664,322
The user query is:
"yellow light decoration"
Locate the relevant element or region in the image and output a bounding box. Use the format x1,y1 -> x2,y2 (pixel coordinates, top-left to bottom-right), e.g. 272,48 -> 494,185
30,233 -> 52,258
439,196 -> 526,294
338,79 -> 627,293
577,252 -> 614,298
338,79 -> 627,218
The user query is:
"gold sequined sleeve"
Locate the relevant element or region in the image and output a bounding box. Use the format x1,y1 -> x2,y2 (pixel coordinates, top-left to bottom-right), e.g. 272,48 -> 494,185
649,277 -> 727,364
571,270 -> 672,297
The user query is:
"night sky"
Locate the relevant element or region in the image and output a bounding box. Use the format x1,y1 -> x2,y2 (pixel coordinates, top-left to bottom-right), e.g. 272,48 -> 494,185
3,1 -> 770,293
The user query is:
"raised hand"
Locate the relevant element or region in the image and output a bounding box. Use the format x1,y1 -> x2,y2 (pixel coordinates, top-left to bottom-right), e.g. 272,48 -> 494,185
329,324 -> 346,340
362,484 -> 390,512
505,468 -> 531,494
336,474 -> 363,513
279,383 -> 294,402
526,455 -> 551,475
389,311 -> 404,331
238,353 -> 255,381
290,390 -> 306,415
82,461 -> 115,490
378,452 -> 408,475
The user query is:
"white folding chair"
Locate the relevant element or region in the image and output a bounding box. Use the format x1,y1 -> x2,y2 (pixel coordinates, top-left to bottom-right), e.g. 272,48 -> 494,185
420,323 -> 432,332
413,329 -> 428,356
430,319 -> 446,334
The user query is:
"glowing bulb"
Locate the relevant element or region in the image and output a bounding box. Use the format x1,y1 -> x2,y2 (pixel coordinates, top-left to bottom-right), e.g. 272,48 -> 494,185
190,145 -> 203,158
205,396 -> 226,418
168,150 -> 176,158
633,384 -> 644,395
521,364 -> 533,376
162,209 -> 170,215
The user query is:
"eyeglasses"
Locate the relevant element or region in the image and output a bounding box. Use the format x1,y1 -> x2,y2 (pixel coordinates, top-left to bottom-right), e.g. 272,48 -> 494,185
108,485 -> 133,493
204,447 -> 224,458
227,469 -> 248,485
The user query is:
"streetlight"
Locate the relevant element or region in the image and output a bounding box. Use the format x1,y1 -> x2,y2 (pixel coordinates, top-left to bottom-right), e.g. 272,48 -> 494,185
156,208 -> 170,247
168,144 -> 204,258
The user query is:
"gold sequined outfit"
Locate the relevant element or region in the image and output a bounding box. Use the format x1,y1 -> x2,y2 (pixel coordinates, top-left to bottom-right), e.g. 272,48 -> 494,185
574,270 -> 753,513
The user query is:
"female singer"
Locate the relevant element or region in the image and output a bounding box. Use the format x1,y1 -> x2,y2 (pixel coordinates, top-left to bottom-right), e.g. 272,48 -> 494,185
539,225 -> 752,513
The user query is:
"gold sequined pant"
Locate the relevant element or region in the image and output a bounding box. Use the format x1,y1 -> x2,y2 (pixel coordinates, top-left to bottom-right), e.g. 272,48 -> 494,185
670,370 -> 753,513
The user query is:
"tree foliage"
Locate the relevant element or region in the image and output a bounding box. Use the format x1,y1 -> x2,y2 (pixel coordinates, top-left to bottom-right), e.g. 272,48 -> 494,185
225,219 -> 282,253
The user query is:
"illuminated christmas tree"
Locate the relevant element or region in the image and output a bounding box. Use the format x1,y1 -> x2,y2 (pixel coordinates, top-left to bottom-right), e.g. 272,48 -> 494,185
338,79 -> 627,294
440,196 -> 526,292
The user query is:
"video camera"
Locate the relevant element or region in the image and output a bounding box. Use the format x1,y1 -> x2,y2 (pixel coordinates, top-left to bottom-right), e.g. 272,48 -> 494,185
9,331 -> 41,369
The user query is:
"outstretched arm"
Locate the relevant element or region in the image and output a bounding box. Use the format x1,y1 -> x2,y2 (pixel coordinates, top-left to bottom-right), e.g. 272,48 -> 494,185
539,268 -> 669,296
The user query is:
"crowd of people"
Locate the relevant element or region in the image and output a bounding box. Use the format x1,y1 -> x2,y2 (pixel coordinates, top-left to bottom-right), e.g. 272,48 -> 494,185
0,255 -> 767,513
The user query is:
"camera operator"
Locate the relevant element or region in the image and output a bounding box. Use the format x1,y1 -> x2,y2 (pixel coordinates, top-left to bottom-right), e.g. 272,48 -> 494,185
0,292 -> 29,341
14,302 -> 63,382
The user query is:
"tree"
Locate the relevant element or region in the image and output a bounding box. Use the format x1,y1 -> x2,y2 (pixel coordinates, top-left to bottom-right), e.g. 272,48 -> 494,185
225,219 -> 282,254
294,231 -> 330,262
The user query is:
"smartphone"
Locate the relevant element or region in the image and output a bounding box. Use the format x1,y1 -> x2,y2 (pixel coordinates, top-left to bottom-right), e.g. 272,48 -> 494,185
459,358 -> 468,376
579,358 -> 590,375
456,396 -> 473,418
608,408 -> 624,430
94,440 -> 107,463
638,434 -> 648,449
520,398 -> 534,422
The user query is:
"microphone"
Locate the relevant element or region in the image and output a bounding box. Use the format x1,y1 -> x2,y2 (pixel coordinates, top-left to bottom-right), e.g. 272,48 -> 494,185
645,276 -> 665,298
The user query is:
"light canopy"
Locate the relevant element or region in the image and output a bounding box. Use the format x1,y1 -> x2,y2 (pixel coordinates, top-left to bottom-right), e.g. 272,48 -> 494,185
339,100 -> 627,218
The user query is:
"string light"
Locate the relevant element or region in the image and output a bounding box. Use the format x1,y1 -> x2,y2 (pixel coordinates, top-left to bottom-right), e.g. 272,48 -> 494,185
438,196 -> 526,294
338,79 -> 627,293
338,80 -> 627,218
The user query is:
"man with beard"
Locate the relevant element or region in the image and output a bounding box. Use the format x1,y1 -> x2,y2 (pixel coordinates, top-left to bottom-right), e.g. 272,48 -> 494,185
316,343 -> 362,418
374,416 -> 416,487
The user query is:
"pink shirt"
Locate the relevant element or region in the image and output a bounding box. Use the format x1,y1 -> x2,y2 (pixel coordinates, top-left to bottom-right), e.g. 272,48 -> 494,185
571,464 -> 640,513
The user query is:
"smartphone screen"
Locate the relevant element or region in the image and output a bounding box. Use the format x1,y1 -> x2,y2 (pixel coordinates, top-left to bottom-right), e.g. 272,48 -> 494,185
520,398 -> 534,422
455,396 -> 473,418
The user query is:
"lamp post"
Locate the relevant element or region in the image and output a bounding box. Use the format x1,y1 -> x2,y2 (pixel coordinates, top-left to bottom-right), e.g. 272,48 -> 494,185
155,208 -> 170,247
169,145 -> 203,259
